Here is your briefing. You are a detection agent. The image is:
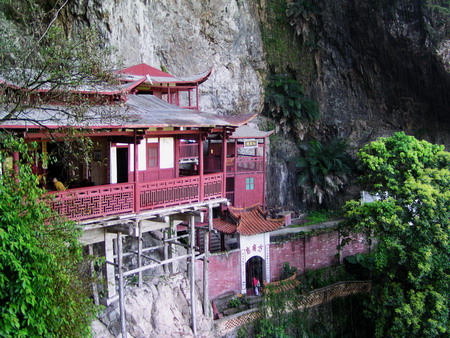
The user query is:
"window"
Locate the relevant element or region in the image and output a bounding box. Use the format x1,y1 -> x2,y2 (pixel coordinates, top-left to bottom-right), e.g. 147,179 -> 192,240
245,177 -> 254,190
148,143 -> 158,168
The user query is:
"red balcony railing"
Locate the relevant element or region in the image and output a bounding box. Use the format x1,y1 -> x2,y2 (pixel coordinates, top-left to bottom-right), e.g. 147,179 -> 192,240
50,183 -> 135,221
50,173 -> 224,221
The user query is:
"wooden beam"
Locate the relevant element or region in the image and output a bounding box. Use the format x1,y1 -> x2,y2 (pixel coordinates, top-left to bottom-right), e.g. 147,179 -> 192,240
117,232 -> 127,338
106,224 -> 134,235
190,214 -> 197,335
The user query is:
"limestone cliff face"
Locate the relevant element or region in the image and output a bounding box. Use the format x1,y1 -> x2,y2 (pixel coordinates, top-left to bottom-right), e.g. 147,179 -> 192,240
92,274 -> 215,337
66,0 -> 449,209
67,0 -> 266,116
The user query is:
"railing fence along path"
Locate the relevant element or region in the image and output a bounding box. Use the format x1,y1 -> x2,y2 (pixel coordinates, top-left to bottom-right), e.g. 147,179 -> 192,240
215,281 -> 372,334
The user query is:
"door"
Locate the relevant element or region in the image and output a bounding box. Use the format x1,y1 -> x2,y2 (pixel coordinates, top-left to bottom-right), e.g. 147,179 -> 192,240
116,147 -> 129,183
246,256 -> 264,295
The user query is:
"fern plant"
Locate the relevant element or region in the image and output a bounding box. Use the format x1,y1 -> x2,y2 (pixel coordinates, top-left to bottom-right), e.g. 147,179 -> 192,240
264,74 -> 319,135
296,139 -> 354,205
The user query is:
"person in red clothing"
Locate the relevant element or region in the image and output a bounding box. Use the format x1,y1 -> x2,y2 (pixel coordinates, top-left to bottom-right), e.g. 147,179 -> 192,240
253,276 -> 260,296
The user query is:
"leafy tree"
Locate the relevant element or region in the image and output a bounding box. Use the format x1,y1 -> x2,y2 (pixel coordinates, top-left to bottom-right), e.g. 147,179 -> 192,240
0,0 -> 117,125
341,132 -> 450,337
296,138 -> 354,205
0,136 -> 97,337
264,74 -> 319,136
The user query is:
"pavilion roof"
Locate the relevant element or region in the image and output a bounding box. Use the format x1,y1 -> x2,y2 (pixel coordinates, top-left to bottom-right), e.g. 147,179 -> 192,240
115,63 -> 213,85
230,125 -> 274,139
213,205 -> 285,236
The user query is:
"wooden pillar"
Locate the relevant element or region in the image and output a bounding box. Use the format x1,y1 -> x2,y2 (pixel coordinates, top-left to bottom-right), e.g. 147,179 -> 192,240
117,232 -> 127,338
163,227 -> 169,274
174,137 -> 180,178
221,128 -> 227,198
13,151 -> 19,177
134,130 -> 140,213
203,204 -> 212,316
104,232 -> 117,300
195,85 -> 199,109
88,244 -> 99,306
234,139 -> 238,174
169,217 -> 176,273
189,215 -> 197,335
262,138 -> 267,210
138,221 -> 143,287
199,131 -> 204,202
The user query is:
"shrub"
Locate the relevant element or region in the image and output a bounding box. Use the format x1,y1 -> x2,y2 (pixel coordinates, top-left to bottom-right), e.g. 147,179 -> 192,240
296,138 -> 354,205
264,74 -> 319,135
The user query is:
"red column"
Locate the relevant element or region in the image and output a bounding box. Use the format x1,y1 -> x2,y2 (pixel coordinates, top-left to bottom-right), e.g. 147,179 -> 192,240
195,85 -> 199,109
221,128 -> 227,198
134,130 -> 140,213
199,131 -> 204,201
174,137 -> 180,178
262,138 -> 267,210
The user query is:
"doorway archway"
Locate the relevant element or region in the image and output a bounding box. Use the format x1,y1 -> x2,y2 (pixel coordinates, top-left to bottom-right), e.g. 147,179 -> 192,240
245,256 -> 264,294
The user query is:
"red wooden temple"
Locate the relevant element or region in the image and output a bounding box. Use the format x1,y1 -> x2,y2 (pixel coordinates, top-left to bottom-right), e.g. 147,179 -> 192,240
0,64 -> 271,222
0,64 -> 287,325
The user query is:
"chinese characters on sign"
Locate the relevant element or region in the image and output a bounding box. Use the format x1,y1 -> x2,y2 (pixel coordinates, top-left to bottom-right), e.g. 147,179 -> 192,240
244,139 -> 257,148
245,244 -> 263,255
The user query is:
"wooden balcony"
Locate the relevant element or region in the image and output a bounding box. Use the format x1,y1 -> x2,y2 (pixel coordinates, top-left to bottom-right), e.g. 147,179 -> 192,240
205,156 -> 264,174
50,173 -> 224,221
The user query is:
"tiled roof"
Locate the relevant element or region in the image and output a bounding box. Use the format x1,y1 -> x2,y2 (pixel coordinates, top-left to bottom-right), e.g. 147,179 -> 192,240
234,207 -> 284,236
213,219 -> 237,234
115,63 -> 213,85
214,205 -> 284,236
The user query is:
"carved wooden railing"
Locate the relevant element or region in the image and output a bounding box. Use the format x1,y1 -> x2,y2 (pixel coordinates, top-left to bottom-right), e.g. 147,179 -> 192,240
203,173 -> 223,200
50,173 -> 224,221
139,176 -> 200,210
50,183 -> 135,221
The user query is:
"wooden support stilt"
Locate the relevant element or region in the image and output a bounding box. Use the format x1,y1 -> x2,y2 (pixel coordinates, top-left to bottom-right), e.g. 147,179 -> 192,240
104,232 -> 117,301
88,244 -> 99,306
190,215 -> 197,335
138,221 -> 143,288
117,232 -> 127,338
203,205 -> 212,317
163,228 -> 169,274
169,217 -> 175,273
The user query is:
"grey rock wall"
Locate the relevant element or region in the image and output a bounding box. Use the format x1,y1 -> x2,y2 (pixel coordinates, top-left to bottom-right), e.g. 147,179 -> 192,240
67,0 -> 266,116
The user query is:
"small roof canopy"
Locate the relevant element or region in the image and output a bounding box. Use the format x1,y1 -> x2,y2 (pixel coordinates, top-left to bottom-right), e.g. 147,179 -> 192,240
230,125 -> 274,139
213,205 -> 285,236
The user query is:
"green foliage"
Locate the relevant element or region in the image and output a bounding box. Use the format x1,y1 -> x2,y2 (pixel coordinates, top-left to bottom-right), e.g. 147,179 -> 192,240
280,262 -> 298,280
0,135 -> 96,337
286,0 -> 319,45
260,0 -> 316,80
0,0 -> 117,123
341,132 -> 450,337
299,265 -> 354,292
228,296 -> 242,309
264,74 -> 319,135
296,138 -> 354,205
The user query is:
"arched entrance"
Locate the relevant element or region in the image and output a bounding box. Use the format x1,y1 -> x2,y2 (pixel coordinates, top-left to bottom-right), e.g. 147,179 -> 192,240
245,256 -> 264,295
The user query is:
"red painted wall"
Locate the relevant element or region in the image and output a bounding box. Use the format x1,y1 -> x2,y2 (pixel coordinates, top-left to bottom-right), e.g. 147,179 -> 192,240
196,250 -> 241,300
202,231 -> 370,299
233,173 -> 264,208
269,231 -> 369,281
